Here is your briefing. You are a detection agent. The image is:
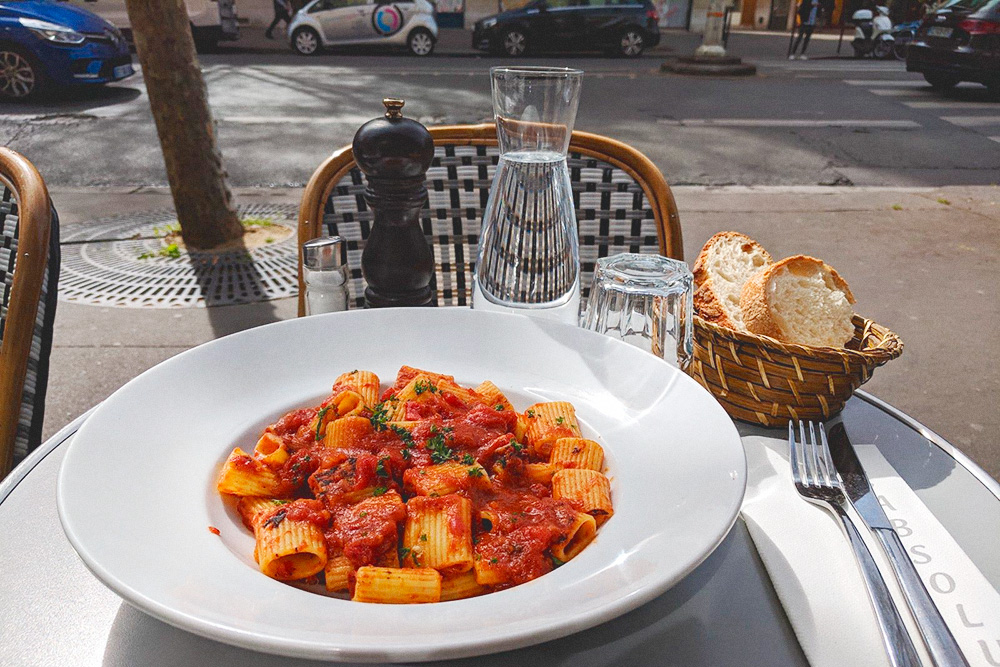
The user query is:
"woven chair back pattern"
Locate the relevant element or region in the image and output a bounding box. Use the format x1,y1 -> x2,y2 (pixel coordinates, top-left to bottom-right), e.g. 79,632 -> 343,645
322,145 -> 662,309
0,185 -> 56,465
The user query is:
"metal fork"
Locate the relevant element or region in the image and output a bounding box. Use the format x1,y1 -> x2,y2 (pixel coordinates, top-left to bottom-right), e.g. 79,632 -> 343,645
789,420 -> 923,667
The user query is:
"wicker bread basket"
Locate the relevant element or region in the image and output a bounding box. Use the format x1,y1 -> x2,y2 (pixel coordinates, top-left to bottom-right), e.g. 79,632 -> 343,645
687,315 -> 903,427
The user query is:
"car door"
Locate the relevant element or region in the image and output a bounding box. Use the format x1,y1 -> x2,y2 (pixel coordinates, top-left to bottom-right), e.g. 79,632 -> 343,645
371,0 -> 408,41
537,0 -> 588,48
311,0 -> 373,43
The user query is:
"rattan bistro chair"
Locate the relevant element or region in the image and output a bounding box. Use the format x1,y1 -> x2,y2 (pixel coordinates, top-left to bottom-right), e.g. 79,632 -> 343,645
297,123 -> 682,315
0,148 -> 59,479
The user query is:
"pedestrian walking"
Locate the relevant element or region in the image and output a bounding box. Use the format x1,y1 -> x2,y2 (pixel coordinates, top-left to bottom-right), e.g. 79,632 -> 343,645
789,0 -> 822,59
265,0 -> 293,40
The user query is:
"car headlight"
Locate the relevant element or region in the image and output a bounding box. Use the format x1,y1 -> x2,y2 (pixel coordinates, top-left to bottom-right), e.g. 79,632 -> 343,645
18,18 -> 87,45
481,18 -> 498,29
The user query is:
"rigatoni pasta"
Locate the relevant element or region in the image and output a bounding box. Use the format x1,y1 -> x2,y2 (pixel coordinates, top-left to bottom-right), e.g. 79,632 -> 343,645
215,366 -> 614,603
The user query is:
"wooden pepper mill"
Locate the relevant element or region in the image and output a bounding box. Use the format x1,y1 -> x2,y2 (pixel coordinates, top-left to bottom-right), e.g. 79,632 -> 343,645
353,98 -> 436,308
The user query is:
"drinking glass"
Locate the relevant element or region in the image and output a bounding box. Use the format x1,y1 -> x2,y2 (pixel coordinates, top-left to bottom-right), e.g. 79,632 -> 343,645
473,66 -> 583,324
582,254 -> 694,370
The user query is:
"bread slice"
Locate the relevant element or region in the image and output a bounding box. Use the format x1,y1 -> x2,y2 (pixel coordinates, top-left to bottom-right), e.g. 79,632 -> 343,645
693,232 -> 773,330
740,255 -> 856,347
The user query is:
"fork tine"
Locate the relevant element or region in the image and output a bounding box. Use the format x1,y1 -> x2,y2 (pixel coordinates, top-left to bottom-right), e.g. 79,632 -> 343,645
808,421 -> 826,486
799,420 -> 814,486
788,421 -> 800,484
818,423 -> 837,488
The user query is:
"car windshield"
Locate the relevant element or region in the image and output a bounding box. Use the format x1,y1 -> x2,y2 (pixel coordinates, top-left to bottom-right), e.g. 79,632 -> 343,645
942,0 -> 997,11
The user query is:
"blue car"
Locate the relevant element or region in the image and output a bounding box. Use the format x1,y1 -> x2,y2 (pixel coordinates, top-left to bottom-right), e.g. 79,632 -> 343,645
0,0 -> 133,101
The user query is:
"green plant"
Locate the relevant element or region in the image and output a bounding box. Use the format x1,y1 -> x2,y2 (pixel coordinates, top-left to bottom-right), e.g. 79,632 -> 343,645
240,216 -> 277,228
891,204 -> 902,211
937,197 -> 951,205
137,242 -> 181,260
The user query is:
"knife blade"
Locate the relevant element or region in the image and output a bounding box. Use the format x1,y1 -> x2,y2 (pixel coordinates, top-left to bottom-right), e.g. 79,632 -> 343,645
827,422 -> 969,667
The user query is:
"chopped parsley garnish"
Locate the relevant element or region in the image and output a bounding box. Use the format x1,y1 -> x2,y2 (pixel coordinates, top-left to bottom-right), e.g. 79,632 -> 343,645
551,555 -> 566,568
555,416 -> 565,425
372,485 -> 388,496
369,400 -> 393,432
511,442 -> 523,453
390,424 -> 414,446
359,511 -> 368,518
413,380 -> 438,395
426,433 -> 455,464
461,453 -> 475,466
525,409 -> 536,418
399,546 -> 412,560
263,510 -> 287,529
468,467 -> 484,478
376,457 -> 389,478
489,557 -> 498,564
420,533 -> 428,542
401,447 -> 412,461
270,499 -> 289,505
315,405 -> 333,441
494,403 -> 505,411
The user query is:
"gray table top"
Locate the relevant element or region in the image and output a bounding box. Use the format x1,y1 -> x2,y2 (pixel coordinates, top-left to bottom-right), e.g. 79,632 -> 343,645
2,393 -> 997,666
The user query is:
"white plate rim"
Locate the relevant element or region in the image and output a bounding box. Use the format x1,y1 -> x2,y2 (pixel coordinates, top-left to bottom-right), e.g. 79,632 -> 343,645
57,308 -> 747,662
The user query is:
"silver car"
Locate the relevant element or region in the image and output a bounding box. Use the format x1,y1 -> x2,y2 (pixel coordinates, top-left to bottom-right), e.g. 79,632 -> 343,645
289,0 -> 438,56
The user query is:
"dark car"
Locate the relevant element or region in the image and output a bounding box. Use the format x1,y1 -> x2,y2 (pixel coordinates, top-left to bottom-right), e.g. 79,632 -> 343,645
473,0 -> 661,58
906,0 -> 1000,92
0,0 -> 132,101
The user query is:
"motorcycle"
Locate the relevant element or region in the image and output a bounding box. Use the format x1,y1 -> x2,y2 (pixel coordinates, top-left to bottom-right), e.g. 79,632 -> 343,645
851,6 -> 895,59
891,20 -> 921,60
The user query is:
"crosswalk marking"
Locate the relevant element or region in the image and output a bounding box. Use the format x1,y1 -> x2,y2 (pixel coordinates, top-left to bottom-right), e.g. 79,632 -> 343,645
990,136 -> 1000,143
905,101 -> 1000,109
657,118 -> 920,128
870,89 -> 926,96
941,116 -> 1000,127
844,79 -> 928,87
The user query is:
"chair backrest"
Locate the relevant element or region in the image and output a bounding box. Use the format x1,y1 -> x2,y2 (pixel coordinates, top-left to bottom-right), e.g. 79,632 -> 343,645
296,123 -> 682,315
0,148 -> 58,478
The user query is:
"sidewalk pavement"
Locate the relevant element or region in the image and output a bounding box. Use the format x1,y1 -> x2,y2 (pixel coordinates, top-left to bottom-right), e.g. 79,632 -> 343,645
45,185 -> 1000,481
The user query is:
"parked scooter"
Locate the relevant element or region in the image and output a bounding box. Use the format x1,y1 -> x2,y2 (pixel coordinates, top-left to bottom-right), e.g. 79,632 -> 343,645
851,6 -> 895,59
891,20 -> 921,60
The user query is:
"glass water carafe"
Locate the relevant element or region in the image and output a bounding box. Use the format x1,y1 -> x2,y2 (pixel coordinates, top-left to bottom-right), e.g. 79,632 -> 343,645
473,67 -> 583,324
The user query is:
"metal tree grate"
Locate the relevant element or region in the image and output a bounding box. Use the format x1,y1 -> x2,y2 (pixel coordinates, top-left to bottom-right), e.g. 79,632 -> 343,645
59,204 -> 300,308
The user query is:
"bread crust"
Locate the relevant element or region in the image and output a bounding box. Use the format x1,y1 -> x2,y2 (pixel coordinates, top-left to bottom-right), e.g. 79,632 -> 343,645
692,231 -> 772,329
739,255 -> 856,342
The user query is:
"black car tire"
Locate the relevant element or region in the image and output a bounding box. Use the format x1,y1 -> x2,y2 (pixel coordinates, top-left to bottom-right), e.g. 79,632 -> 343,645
408,28 -> 435,56
892,39 -> 908,61
0,45 -> 44,102
292,27 -> 322,56
501,29 -> 528,57
923,72 -> 959,89
618,29 -> 645,57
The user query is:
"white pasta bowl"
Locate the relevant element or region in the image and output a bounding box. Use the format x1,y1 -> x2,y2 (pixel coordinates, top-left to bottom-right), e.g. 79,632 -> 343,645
58,307 -> 745,662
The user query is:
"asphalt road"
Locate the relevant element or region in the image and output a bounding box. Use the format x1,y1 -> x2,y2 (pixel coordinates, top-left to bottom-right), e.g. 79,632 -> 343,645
2,46 -> 999,187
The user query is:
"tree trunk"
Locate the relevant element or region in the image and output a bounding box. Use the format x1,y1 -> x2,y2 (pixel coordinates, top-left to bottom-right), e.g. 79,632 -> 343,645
125,0 -> 244,250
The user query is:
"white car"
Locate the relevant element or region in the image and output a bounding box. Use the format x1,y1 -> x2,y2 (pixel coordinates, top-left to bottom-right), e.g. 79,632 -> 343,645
288,0 -> 437,56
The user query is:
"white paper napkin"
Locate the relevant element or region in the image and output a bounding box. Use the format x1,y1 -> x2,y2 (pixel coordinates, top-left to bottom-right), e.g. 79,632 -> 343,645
740,432 -> 1000,667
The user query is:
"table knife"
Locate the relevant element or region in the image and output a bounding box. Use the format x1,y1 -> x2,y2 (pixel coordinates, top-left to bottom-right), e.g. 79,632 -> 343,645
827,422 -> 970,667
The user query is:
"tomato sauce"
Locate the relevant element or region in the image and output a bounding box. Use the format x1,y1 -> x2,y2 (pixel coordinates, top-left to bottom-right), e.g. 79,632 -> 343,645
243,366 -> 594,595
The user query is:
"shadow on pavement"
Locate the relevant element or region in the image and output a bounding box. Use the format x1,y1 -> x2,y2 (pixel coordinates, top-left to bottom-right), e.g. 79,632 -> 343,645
6,85 -> 142,114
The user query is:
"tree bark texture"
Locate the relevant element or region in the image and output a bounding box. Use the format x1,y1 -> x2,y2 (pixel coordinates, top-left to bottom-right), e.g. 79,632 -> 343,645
124,0 -> 243,250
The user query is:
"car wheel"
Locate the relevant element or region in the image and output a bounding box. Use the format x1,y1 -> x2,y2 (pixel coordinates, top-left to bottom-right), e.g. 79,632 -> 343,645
872,39 -> 892,60
923,72 -> 959,89
408,28 -> 435,56
502,29 -> 527,57
0,47 -> 43,101
892,39 -> 908,61
619,29 -> 645,58
292,27 -> 322,56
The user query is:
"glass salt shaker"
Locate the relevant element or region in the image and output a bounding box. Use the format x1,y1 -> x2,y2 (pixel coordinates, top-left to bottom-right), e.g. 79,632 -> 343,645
302,236 -> 350,315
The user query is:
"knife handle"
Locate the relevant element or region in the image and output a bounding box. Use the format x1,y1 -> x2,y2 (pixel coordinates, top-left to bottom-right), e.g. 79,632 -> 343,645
874,528 -> 970,667
833,504 -> 923,667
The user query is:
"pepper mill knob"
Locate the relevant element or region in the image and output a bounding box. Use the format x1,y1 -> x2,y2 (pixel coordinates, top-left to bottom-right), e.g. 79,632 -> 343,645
352,98 -> 435,308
